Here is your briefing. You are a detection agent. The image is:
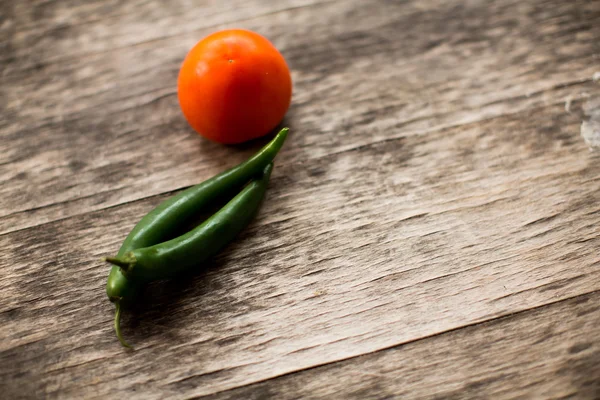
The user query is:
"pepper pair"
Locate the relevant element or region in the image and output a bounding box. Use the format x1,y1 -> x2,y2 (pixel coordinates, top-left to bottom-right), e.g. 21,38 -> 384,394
105,128 -> 289,347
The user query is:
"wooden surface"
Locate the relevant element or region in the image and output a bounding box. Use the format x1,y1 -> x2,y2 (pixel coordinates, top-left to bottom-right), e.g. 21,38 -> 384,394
1,0 -> 600,398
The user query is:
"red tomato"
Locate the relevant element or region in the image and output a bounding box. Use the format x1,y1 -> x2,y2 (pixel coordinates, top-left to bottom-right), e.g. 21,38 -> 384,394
177,29 -> 292,144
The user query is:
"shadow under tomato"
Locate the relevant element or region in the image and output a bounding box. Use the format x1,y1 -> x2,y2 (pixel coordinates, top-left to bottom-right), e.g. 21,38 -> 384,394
220,121 -> 291,151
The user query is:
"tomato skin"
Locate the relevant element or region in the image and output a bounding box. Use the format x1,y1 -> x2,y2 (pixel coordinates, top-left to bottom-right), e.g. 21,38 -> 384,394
177,29 -> 292,144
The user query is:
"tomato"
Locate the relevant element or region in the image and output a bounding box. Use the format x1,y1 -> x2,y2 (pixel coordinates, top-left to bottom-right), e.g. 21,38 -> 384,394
177,29 -> 292,144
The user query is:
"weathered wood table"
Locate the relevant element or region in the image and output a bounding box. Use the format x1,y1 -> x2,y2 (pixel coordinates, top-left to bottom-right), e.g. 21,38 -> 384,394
2,0 -> 600,398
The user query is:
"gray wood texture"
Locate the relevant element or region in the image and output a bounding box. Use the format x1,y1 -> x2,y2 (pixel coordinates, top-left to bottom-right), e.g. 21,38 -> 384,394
1,0 -> 600,398
204,293 -> 600,400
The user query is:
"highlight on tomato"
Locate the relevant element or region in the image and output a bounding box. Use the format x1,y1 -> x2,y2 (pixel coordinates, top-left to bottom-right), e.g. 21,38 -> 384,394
177,29 -> 292,144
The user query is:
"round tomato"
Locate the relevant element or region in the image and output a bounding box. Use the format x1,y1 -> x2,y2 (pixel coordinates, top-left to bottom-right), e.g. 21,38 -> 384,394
177,29 -> 292,144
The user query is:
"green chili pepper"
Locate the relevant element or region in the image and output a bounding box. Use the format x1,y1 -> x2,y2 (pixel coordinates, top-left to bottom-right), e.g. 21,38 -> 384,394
106,163 -> 273,281
105,128 -> 287,347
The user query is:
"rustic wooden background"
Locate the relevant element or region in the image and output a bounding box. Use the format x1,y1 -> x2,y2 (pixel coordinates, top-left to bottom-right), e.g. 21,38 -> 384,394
2,0 -> 600,398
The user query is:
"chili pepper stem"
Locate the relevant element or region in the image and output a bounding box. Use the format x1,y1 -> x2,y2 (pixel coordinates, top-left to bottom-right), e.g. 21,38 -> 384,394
114,302 -> 132,349
104,256 -> 135,272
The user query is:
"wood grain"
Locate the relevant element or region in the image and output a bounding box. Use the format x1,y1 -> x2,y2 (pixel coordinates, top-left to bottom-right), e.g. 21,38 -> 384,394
2,98 -> 600,398
1,0 -> 598,234
2,0 -> 600,399
203,292 -> 600,400
1,0 -> 330,74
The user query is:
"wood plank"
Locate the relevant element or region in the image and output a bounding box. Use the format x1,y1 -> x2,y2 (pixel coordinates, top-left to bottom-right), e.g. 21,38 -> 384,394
1,0 -> 328,74
1,0 -> 599,234
2,99 -> 599,398
203,291 -> 600,400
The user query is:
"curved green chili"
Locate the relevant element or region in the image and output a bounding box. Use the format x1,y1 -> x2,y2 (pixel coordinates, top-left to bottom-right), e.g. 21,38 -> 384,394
106,163 -> 273,282
106,128 -> 287,300
105,128 -> 287,347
